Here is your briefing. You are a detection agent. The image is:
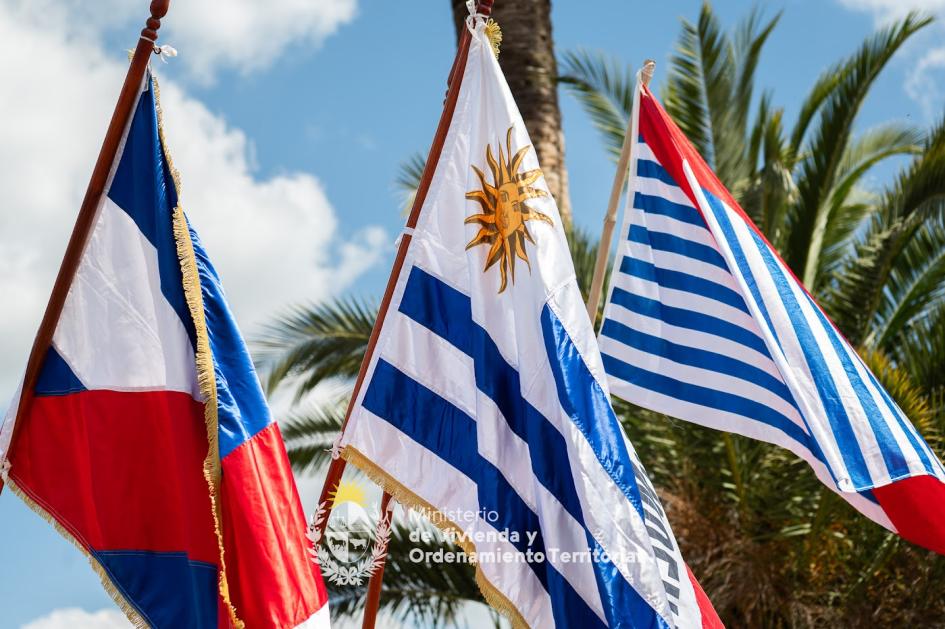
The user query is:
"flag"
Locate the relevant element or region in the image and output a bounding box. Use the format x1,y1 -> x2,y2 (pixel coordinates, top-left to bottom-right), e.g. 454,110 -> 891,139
598,81 -> 945,555
0,73 -> 329,628
338,16 -> 720,629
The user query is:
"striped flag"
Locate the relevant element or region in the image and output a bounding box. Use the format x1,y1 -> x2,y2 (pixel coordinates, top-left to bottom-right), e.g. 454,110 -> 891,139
599,81 -> 945,555
338,17 -> 720,629
0,73 -> 329,627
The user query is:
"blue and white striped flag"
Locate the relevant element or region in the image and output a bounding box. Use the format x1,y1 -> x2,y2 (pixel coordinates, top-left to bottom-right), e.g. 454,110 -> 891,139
338,15 -> 721,629
599,82 -> 945,556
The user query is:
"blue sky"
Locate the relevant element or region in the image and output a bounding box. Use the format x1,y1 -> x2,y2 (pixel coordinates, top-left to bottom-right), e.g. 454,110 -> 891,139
1,1 -> 943,627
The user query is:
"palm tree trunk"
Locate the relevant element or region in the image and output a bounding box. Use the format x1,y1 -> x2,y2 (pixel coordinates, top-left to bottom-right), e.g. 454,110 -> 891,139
451,0 -> 573,227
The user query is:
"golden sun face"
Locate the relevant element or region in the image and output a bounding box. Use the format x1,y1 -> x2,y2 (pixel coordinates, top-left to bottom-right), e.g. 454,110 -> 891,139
465,127 -> 553,293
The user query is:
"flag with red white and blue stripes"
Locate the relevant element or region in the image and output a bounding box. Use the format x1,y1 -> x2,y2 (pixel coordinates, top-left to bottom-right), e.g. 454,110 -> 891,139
0,73 -> 329,627
599,83 -> 945,555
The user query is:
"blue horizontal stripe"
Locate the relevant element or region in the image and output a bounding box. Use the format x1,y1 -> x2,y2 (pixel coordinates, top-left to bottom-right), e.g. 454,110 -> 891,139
363,359 -> 606,629
628,224 -> 728,270
398,268 -> 669,629
608,287 -> 771,357
601,352 -> 814,451
600,317 -> 799,409
398,268 -> 584,523
632,192 -> 706,228
637,159 -> 677,187
620,257 -> 751,314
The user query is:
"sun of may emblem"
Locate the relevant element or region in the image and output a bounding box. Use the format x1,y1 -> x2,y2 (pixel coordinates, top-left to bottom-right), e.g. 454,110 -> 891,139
465,127 -> 553,293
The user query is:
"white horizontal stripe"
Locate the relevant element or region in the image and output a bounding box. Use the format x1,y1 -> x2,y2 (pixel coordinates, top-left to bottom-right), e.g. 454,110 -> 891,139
607,371 -> 895,531
634,176 -> 696,209
343,408 -> 556,628
622,237 -> 742,293
601,335 -> 807,432
603,302 -> 781,381
627,208 -> 715,250
611,269 -> 759,333
379,316 -> 607,621
53,198 -> 198,397
636,140 -> 660,164
380,312 -> 477,418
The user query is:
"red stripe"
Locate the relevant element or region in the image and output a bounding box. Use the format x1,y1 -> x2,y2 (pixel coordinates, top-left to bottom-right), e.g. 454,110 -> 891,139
220,422 -> 328,627
9,389 -> 219,564
686,564 -> 724,628
874,475 -> 945,555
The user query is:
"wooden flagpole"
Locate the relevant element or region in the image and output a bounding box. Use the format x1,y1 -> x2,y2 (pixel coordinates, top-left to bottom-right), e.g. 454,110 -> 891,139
310,0 -> 494,542
0,0 -> 172,496
584,59 -> 656,324
307,2 -> 495,627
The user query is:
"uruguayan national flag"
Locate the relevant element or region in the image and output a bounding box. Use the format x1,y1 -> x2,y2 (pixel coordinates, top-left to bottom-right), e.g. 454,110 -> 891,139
599,81 -> 945,556
339,16 -> 720,629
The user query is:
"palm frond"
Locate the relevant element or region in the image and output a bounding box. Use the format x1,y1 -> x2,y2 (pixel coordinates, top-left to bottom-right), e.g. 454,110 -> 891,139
397,152 -> 426,214
663,3 -> 734,172
785,13 -> 931,284
812,123 -> 923,288
281,398 -> 347,473
827,112 -> 945,344
254,296 -> 376,400
559,49 -> 634,159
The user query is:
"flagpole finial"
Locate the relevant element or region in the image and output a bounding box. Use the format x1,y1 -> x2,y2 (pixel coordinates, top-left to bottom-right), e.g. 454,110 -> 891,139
641,59 -> 656,88
141,0 -> 171,42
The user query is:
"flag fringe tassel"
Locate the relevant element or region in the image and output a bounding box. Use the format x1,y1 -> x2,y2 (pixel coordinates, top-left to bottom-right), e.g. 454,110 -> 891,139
6,478 -> 149,628
157,74 -> 243,629
342,445 -> 529,629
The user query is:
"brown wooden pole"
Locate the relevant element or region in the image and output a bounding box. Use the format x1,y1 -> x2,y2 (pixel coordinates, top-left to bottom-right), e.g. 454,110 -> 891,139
360,492 -> 394,629
584,59 -> 656,324
310,0 -> 495,545
0,1 -> 171,496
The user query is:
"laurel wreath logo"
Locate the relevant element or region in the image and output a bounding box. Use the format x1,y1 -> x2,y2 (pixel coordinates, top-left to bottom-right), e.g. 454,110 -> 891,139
308,497 -> 394,587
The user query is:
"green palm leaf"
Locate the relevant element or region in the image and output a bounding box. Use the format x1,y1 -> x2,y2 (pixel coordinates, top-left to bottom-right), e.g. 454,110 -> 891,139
255,297 -> 376,400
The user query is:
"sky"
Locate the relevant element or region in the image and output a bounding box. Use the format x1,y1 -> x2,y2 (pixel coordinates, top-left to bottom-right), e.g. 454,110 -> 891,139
0,0 -> 943,627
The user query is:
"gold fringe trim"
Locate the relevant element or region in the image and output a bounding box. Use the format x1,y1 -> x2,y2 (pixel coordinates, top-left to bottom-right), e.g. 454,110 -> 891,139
342,446 -> 530,629
7,479 -> 149,628
485,19 -> 502,59
154,73 -> 243,628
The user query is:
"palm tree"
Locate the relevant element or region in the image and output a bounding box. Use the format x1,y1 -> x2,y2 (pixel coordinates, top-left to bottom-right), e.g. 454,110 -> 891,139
258,4 -> 945,626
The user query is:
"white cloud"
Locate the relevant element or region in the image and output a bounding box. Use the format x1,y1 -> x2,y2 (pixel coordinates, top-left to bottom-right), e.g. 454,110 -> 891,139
165,0 -> 358,82
837,0 -> 945,120
20,608 -> 130,629
837,0 -> 945,21
0,5 -> 386,395
906,46 -> 945,119
5,0 -> 357,83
